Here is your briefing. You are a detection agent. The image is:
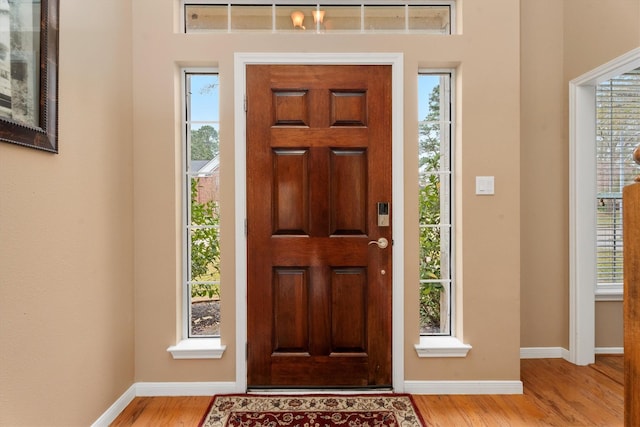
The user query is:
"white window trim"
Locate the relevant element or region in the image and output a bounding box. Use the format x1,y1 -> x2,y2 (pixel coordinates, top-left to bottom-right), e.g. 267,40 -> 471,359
168,338 -> 226,359
415,336 -> 471,358
167,67 -> 227,360
415,70 -> 468,357
595,283 -> 624,301
569,47 -> 640,365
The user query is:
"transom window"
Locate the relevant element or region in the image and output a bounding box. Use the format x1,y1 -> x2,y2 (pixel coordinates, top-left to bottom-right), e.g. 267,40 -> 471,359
184,1 -> 454,34
184,71 -> 221,338
418,72 -> 453,335
595,67 -> 640,295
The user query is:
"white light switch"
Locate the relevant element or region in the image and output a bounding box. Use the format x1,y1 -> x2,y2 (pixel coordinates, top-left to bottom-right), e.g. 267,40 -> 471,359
476,176 -> 495,195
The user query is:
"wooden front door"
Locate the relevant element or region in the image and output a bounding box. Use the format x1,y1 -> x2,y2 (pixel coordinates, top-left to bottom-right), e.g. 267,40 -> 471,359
246,64 -> 392,388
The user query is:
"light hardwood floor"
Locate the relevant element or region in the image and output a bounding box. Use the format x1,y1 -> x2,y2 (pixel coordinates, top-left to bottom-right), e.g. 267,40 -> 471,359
110,356 -> 623,426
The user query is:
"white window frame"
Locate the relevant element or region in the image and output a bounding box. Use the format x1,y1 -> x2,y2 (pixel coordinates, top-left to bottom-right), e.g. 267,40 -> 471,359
181,0 -> 456,35
414,69 -> 470,357
168,67 -> 226,359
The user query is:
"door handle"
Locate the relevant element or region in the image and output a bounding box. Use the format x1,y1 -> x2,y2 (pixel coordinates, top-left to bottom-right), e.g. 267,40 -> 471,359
368,237 -> 389,249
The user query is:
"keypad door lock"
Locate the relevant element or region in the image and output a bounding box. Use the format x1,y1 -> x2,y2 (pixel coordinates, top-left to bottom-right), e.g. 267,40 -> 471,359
377,202 -> 390,227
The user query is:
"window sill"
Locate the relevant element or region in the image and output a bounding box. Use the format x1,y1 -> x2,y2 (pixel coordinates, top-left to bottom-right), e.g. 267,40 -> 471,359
414,336 -> 472,358
595,285 -> 623,301
167,338 -> 226,359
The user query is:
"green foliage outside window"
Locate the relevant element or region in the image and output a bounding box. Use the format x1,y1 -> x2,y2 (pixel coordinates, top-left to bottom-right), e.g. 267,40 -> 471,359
190,122 -> 220,300
190,179 -> 220,299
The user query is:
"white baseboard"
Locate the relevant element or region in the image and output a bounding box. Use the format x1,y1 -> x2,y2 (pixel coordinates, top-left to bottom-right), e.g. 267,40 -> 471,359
520,346 -> 624,359
136,381 -> 241,396
90,384 -> 136,427
520,347 -> 570,360
91,381 -> 239,426
93,378 -> 525,425
404,380 -> 523,395
93,348 -> 625,424
595,347 -> 624,355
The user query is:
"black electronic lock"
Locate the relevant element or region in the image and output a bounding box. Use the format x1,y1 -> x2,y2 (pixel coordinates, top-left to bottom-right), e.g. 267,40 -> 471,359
377,202 -> 390,227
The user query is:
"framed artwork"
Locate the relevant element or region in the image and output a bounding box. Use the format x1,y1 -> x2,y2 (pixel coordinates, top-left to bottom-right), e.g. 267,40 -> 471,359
0,0 -> 59,153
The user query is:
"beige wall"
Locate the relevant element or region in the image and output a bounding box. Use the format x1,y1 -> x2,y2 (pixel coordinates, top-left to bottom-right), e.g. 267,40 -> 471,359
520,0 -> 640,349
596,302 -> 625,349
520,0 -> 568,349
132,0 -> 521,383
0,1 -> 134,426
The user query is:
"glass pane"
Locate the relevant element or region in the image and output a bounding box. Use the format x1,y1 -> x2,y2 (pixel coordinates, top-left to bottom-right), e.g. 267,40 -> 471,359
230,5 -> 272,31
185,5 -> 227,32
419,225 -> 449,280
189,174 -> 220,283
418,123 -> 443,171
188,74 -> 219,123
190,177 -> 221,224
408,5 -> 450,33
320,6 -> 361,31
188,73 -> 219,174
364,6 -> 404,31
419,174 -> 441,224
419,282 -> 450,334
418,76 -> 447,171
189,227 -> 220,281
418,75 -> 439,118
189,123 -> 220,166
275,5 -> 315,31
190,284 -> 221,336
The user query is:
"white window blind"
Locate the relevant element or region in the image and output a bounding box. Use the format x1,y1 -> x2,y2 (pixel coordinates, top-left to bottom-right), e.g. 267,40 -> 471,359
595,68 -> 640,287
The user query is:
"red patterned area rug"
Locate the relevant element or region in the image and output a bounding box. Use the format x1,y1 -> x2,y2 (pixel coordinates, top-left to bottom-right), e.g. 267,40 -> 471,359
199,394 -> 426,426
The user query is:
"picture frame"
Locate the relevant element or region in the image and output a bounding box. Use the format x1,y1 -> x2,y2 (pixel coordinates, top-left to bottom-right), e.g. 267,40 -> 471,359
0,0 -> 59,153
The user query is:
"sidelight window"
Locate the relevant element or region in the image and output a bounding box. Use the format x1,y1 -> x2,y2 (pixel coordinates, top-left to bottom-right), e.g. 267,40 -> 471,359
184,70 -> 221,338
418,72 -> 453,336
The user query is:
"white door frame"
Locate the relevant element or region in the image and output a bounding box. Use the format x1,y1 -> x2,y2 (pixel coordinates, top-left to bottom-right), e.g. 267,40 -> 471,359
569,47 -> 640,365
234,52 -> 404,390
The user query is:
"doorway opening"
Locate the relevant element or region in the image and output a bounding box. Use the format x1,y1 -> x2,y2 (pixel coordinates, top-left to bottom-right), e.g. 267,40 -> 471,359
569,47 -> 640,365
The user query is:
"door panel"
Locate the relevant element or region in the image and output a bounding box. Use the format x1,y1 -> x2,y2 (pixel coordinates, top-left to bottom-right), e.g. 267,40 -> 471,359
331,268 -> 367,352
330,149 -> 367,234
246,64 -> 392,388
272,149 -> 309,235
273,268 -> 309,352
